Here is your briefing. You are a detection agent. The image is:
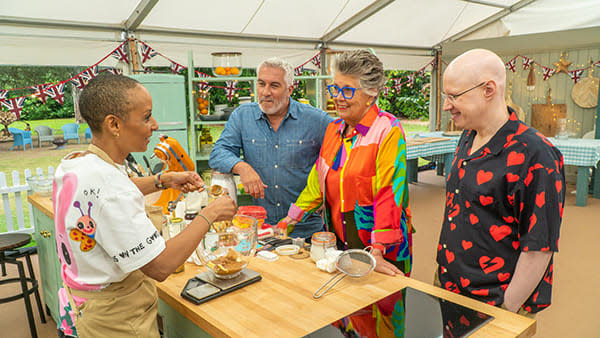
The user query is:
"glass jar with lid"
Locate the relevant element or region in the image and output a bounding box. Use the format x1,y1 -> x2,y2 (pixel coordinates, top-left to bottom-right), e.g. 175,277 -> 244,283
212,52 -> 242,77
310,232 -> 337,262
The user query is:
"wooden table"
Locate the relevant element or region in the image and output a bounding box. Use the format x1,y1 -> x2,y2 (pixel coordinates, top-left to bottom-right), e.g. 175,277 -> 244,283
157,258 -> 535,337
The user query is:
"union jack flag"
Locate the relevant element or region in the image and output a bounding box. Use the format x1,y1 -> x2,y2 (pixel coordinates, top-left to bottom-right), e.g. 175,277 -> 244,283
43,83 -> 66,104
381,86 -> 390,98
32,84 -> 50,104
111,42 -> 129,64
392,78 -> 403,92
407,73 -> 415,88
105,67 -> 122,75
0,90 -> 7,100
170,61 -> 185,74
81,65 -> 98,81
0,96 -> 26,119
294,67 -> 303,76
140,43 -> 158,63
522,56 -> 534,70
595,60 -> 600,68
505,57 -> 517,72
224,81 -> 237,102
569,69 -> 584,83
542,66 -> 555,80
310,54 -> 321,69
194,71 -> 211,91
70,75 -> 87,89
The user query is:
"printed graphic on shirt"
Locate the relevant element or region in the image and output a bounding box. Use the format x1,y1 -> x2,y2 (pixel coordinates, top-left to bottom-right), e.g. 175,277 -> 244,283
70,201 -> 97,252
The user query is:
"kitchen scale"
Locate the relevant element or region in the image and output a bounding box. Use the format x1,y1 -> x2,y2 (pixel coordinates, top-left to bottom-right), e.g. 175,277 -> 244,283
181,268 -> 261,304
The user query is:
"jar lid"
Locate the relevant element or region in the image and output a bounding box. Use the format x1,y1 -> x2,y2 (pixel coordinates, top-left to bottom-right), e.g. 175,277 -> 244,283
311,231 -> 336,245
237,206 -> 267,219
170,217 -> 183,223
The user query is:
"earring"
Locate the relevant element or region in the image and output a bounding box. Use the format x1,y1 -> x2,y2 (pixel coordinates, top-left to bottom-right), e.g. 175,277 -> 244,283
114,132 -> 119,138
366,101 -> 371,106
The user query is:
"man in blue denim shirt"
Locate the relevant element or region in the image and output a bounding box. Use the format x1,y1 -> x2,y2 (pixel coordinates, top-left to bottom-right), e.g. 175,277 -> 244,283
209,57 -> 332,238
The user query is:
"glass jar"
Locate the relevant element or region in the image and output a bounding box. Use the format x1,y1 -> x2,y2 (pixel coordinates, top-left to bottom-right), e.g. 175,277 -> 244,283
212,52 -> 242,77
164,217 -> 186,273
310,232 -> 336,262
211,170 -> 237,204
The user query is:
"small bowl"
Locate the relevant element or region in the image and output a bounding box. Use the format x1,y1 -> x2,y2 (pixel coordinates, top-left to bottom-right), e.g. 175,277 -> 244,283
276,244 -> 300,256
26,175 -> 53,196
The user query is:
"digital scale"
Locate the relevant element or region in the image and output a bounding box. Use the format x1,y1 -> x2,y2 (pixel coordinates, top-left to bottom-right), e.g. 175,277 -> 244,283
181,268 -> 262,305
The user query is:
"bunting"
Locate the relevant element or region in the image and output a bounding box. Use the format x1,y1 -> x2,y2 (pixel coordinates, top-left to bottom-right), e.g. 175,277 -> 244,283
105,67 -> 123,75
170,61 -> 185,74
224,81 -> 237,102
81,65 -> 98,81
522,56 -> 534,70
70,76 -> 87,89
0,90 -> 7,100
32,84 -> 50,104
568,69 -> 584,83
111,42 -> 129,64
0,97 -> 26,119
505,57 -> 517,72
43,83 -> 66,104
381,86 -> 390,98
195,71 -> 211,91
542,66 -> 555,81
140,43 -> 158,63
392,78 -> 402,91
310,54 -> 321,69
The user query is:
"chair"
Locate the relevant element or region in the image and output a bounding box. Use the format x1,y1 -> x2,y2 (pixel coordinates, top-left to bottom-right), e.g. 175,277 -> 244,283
33,125 -> 55,147
61,123 -> 80,144
8,128 -> 33,151
84,127 -> 93,143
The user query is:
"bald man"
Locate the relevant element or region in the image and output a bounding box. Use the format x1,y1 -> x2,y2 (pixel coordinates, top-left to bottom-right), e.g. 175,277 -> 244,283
435,49 -> 565,321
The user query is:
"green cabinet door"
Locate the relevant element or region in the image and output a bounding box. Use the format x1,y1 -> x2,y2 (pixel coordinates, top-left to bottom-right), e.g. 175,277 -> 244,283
31,208 -> 61,324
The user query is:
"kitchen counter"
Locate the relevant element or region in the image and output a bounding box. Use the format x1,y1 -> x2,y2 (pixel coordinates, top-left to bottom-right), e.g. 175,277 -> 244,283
29,193 -> 535,337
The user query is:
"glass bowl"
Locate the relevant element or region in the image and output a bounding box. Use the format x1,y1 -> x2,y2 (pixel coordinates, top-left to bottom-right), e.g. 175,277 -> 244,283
196,214 -> 257,279
212,52 -> 242,77
26,175 -> 53,196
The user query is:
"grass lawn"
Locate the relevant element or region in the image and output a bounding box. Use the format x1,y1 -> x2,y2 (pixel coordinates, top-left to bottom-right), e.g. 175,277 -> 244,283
8,118 -> 89,135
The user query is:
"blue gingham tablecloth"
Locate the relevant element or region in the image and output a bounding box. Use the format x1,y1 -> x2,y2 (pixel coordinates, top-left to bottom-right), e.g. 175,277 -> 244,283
549,138 -> 600,167
406,132 -> 459,160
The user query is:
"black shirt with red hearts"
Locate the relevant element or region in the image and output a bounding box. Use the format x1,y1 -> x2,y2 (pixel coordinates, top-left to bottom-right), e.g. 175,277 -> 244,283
437,107 -> 565,314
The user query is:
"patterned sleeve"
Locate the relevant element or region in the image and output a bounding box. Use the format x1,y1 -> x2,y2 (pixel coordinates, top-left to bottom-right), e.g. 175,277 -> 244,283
514,151 -> 565,252
287,163 -> 323,223
371,124 -> 410,246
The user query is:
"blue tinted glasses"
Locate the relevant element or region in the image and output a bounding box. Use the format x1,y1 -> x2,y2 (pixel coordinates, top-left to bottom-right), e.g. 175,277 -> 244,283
328,85 -> 362,99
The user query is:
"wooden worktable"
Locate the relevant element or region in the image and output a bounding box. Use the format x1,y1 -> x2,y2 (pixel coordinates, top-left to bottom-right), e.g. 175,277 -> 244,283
157,258 -> 535,338
28,194 -> 535,337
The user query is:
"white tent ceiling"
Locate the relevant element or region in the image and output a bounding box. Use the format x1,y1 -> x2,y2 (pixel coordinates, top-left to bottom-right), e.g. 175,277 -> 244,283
1,0 -> 599,70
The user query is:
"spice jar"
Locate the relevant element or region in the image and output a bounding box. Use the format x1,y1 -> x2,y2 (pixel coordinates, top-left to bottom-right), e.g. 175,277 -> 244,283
310,232 -> 336,262
184,210 -> 198,227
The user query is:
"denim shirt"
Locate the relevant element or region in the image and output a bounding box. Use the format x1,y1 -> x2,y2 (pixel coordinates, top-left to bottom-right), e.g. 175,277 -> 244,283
209,98 -> 333,238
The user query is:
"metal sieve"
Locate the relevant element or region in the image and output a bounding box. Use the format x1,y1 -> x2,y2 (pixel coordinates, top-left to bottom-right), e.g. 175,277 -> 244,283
313,248 -> 376,298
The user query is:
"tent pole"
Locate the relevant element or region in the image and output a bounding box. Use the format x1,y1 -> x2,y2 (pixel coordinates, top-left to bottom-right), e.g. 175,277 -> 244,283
127,36 -> 141,73
596,87 -> 600,139
435,49 -> 442,131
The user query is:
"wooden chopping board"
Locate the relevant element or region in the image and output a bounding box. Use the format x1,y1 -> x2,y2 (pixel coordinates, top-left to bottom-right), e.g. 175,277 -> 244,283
531,90 -> 566,137
572,68 -> 599,108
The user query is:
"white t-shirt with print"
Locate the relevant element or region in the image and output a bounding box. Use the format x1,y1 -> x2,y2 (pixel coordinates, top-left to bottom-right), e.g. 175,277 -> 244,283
54,153 -> 165,289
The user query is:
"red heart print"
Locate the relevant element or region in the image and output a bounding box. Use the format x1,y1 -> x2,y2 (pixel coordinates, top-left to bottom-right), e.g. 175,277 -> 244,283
446,250 -> 455,263
535,191 -> 545,208
506,173 -> 519,182
479,256 -> 504,274
461,240 -> 473,250
502,216 -> 514,223
490,225 -> 511,241
555,180 -> 562,193
497,272 -> 510,282
533,291 -> 539,302
504,140 -> 518,149
459,168 -> 465,179
472,288 -> 489,296
465,200 -> 471,208
516,123 -> 528,135
512,241 -> 519,250
476,170 -> 493,185
469,214 -> 479,225
529,213 -> 537,232
459,315 -> 470,326
460,277 -> 470,287
450,223 -> 456,230
507,193 -> 515,206
479,195 -> 494,206
448,204 -> 460,218
507,151 -> 525,166
438,244 -> 442,251
501,284 -> 508,291
445,281 -> 460,294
